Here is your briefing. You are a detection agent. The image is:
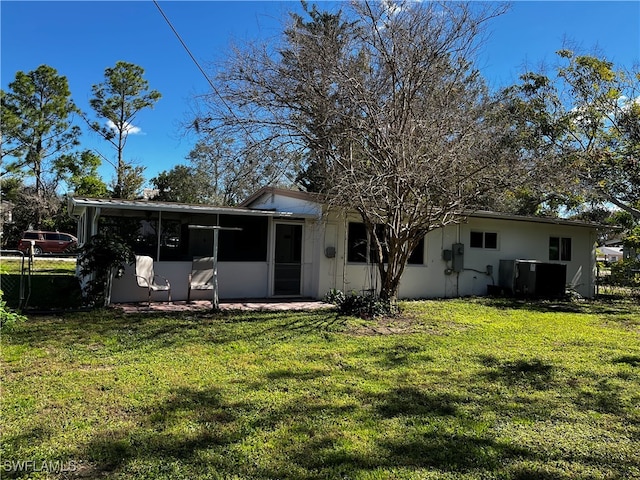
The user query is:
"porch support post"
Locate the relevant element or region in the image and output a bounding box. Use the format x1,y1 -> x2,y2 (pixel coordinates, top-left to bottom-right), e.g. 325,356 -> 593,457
156,210 -> 162,261
188,225 -> 242,310
213,228 -> 219,309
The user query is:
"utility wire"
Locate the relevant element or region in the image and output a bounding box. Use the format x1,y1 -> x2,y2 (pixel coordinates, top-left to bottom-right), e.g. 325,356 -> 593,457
152,1 -> 299,186
152,0 -> 235,120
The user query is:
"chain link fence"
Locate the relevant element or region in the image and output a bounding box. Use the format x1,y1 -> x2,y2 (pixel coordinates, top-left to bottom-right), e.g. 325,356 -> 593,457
0,251 -> 31,309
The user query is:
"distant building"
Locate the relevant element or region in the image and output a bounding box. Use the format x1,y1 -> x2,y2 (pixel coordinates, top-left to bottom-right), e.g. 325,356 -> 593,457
597,246 -> 624,263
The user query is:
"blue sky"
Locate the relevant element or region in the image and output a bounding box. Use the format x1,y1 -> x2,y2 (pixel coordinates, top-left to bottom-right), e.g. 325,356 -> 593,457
2,1 -> 639,190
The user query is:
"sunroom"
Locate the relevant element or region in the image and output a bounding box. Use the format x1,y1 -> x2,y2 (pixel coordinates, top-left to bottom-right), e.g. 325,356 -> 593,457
68,196 -> 321,303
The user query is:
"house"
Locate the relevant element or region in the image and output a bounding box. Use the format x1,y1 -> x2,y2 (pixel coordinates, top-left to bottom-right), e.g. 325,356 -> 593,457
68,187 -> 600,303
596,246 -> 624,263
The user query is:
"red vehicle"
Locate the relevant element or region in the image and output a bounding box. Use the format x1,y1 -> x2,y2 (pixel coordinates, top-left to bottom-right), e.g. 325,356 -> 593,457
18,230 -> 78,255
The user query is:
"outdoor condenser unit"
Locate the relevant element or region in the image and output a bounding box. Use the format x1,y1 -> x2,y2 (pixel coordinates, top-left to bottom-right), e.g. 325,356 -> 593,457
498,259 -> 567,298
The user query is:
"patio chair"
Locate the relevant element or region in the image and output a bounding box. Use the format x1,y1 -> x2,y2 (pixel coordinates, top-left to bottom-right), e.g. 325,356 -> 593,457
134,255 -> 171,305
188,256 -> 214,302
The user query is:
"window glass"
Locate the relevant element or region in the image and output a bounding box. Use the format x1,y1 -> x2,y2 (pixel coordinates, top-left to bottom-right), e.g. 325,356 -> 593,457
348,222 -> 424,265
471,231 -> 497,249
347,222 -> 368,263
371,224 -> 389,264
470,231 -> 484,248
549,236 -> 573,261
484,232 -> 498,249
408,238 -> 425,264
561,237 -> 572,261
549,237 -> 560,260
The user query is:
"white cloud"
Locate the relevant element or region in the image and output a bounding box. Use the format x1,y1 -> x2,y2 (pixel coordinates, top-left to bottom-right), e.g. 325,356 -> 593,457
620,95 -> 640,111
382,0 -> 402,18
106,119 -> 142,136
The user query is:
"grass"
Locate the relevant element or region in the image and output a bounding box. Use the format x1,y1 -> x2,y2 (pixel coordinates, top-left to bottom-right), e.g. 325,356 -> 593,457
1,298 -> 639,479
0,257 -> 77,276
0,258 -> 81,310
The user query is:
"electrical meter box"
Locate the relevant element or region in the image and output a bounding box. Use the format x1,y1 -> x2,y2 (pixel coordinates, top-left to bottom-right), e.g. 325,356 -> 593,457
452,243 -> 464,272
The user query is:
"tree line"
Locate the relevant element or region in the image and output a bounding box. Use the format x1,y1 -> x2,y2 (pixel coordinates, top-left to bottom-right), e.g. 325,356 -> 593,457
1,1 -> 638,301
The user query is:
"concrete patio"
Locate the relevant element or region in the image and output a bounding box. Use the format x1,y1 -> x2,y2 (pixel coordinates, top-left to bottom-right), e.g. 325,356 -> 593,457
113,298 -> 334,314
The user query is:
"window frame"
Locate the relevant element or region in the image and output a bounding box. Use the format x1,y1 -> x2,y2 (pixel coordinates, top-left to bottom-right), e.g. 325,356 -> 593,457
346,221 -> 425,265
549,236 -> 572,261
470,230 -> 498,250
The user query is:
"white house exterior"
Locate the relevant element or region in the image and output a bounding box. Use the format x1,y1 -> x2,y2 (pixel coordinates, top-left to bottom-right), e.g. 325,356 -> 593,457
69,187 -> 599,303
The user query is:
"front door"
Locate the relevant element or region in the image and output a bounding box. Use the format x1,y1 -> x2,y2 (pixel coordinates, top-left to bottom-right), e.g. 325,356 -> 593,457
273,223 -> 302,296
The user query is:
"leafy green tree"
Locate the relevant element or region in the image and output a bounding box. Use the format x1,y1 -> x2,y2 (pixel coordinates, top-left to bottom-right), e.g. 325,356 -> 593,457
0,177 -> 22,203
53,150 -> 108,197
0,65 -> 80,200
111,164 -> 145,200
503,51 -> 640,219
89,61 -> 160,198
151,165 -> 205,203
77,233 -> 134,307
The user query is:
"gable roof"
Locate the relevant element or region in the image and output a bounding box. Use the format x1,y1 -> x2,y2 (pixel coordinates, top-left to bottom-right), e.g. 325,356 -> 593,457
238,186 -> 320,208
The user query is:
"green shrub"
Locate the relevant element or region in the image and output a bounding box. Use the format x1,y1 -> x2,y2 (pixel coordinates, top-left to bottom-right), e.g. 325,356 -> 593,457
0,290 -> 26,332
77,234 -> 135,307
323,288 -> 346,306
610,258 -> 640,288
325,289 -> 397,318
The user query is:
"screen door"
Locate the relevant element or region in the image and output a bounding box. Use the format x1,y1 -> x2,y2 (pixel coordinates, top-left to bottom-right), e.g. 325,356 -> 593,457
273,224 -> 302,296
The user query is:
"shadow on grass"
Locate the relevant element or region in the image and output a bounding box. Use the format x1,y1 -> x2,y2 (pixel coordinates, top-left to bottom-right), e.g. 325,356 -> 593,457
478,355 -> 556,390
482,297 -> 639,316
73,382 -> 501,477
367,343 -> 433,366
574,379 -> 628,415
82,386 -> 242,474
376,386 -> 459,417
613,354 -> 640,367
4,309 -> 346,353
266,368 -> 329,381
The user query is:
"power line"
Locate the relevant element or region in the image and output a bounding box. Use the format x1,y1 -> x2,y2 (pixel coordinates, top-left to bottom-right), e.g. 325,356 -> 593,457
152,0 -> 234,117
152,1 -> 300,186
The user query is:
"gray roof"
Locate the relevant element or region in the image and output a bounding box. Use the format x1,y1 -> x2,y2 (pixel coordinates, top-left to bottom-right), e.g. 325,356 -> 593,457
69,195 -> 604,229
467,210 -> 602,229
68,197 -> 317,218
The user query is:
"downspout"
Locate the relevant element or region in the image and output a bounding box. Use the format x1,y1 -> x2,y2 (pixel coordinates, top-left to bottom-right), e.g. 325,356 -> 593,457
456,223 -> 461,298
590,228 -> 597,298
342,213 -> 348,293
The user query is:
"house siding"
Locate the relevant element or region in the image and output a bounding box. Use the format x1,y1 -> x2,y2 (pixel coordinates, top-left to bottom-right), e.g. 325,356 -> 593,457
71,190 -> 598,303
312,213 -> 596,300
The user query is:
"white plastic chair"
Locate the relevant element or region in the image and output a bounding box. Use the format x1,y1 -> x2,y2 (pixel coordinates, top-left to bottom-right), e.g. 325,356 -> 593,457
188,257 -> 214,302
134,255 -> 171,305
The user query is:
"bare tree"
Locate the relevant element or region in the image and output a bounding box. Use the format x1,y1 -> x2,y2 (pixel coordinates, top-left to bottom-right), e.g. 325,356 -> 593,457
194,0 -> 515,303
186,132 -> 298,205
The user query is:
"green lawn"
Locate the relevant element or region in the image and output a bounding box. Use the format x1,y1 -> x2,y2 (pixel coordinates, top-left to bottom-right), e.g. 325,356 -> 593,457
1,298 -> 639,479
0,258 -> 77,276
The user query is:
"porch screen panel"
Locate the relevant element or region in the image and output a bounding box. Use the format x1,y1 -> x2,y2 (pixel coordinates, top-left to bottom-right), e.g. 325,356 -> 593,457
218,215 -> 268,261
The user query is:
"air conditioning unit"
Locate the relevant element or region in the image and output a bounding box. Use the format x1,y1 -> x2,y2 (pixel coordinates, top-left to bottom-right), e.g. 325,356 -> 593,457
499,259 -> 567,298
